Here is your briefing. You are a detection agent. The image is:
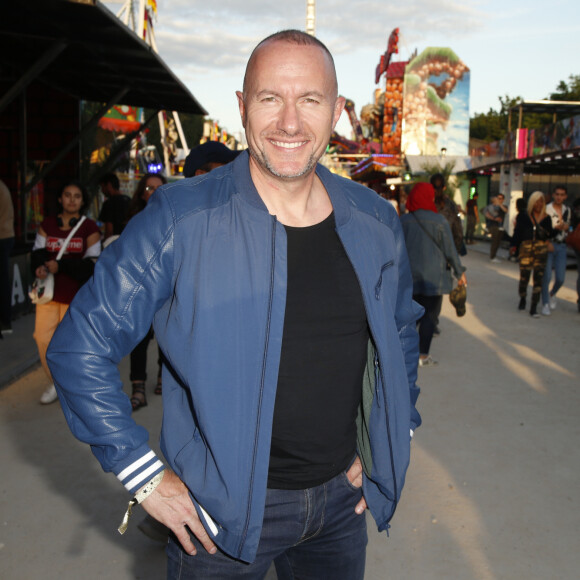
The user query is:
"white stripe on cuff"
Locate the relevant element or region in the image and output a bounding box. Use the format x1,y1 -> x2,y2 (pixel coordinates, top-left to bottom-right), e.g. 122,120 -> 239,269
117,450 -> 157,482
124,460 -> 165,492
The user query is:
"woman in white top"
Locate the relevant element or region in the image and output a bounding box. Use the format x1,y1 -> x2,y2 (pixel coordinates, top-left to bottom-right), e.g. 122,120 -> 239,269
541,186 -> 571,315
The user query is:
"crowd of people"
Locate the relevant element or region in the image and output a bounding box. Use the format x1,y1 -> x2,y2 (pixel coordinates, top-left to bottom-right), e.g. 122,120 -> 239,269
7,152 -> 579,408
25,142 -> 238,406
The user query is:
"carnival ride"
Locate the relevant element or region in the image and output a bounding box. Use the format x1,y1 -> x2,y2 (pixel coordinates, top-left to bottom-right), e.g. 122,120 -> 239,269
95,0 -> 190,177
329,27 -> 470,181
328,28 -> 403,175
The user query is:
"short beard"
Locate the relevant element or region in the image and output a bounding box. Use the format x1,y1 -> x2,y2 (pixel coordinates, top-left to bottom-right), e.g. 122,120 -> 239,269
248,146 -> 318,179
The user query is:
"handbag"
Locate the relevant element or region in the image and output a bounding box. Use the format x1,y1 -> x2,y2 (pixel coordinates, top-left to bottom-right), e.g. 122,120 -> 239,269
566,224 -> 580,253
29,273 -> 55,305
449,284 -> 467,317
29,216 -> 87,305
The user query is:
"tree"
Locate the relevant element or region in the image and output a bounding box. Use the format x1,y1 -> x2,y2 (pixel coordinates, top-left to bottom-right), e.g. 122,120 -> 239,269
469,95 -> 523,142
469,74 -> 580,142
549,75 -> 580,101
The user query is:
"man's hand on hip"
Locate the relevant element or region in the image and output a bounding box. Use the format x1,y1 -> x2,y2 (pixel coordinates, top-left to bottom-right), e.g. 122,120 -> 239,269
141,470 -> 217,556
346,456 -> 367,515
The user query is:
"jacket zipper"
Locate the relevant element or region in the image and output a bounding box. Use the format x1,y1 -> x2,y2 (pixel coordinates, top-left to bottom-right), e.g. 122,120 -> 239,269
238,215 -> 277,557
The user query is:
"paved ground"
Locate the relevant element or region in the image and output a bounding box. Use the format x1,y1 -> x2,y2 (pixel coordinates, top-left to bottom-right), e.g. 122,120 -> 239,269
1,242 -> 579,579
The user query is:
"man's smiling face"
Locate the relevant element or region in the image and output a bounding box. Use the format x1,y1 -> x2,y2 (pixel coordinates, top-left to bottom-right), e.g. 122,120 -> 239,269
237,40 -> 344,182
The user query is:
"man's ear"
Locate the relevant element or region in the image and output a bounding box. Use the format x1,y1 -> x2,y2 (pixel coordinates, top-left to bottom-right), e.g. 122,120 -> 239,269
236,91 -> 246,128
333,96 -> 346,129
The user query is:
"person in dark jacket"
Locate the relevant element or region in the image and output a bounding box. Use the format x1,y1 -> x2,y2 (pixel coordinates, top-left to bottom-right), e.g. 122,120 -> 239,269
400,182 -> 467,366
47,31 -> 422,578
484,193 -> 508,262
510,191 -> 554,318
98,172 -> 130,241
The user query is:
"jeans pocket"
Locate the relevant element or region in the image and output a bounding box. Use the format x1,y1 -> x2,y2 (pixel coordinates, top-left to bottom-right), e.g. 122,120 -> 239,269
341,470 -> 363,493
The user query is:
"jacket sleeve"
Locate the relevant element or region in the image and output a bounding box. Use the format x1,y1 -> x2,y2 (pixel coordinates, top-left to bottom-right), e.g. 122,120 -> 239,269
30,248 -> 48,275
46,190 -> 175,493
439,219 -> 465,280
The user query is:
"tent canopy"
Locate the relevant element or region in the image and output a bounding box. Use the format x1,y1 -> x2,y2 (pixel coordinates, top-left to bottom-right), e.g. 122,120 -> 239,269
0,0 -> 207,115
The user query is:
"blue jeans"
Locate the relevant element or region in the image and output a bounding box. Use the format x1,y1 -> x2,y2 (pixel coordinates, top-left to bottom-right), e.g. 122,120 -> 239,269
542,242 -> 567,305
166,469 -> 368,579
413,294 -> 443,356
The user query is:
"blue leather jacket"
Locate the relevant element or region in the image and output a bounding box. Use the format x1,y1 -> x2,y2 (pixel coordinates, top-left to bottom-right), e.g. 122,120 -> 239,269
47,152 -> 422,563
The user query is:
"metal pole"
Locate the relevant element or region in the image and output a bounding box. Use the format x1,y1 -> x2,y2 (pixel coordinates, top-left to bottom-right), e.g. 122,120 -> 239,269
306,0 -> 316,36
172,111 -> 189,154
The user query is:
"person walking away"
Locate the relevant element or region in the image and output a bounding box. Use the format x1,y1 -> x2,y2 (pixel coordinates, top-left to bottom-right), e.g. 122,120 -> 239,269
430,173 -> 465,335
0,179 -> 15,336
483,193 -> 508,262
431,173 -> 464,254
541,185 -> 571,315
465,192 -> 479,245
98,173 -> 131,241
400,182 -> 467,367
31,181 -> 101,403
511,191 -> 553,318
47,30 -> 422,579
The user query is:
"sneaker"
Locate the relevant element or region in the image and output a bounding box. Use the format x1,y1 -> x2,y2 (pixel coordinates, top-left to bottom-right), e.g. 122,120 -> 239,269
0,322 -> 12,335
491,257 -> 502,263
40,384 -> 58,405
419,355 -> 438,367
549,296 -> 557,310
541,304 -> 551,316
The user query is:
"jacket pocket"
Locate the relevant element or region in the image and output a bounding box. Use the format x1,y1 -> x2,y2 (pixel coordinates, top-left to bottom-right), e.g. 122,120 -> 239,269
173,427 -> 201,471
374,260 -> 394,300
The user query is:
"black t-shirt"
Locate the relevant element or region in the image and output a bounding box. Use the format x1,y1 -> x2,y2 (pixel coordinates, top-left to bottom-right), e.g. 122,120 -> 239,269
98,195 -> 131,235
268,212 -> 369,489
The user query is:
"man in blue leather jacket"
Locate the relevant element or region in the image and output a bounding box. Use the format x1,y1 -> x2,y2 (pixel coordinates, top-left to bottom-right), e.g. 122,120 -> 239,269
48,30 -> 422,579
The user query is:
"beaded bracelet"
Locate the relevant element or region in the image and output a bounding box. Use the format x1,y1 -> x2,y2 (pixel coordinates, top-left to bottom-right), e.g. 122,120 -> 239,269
118,470 -> 165,534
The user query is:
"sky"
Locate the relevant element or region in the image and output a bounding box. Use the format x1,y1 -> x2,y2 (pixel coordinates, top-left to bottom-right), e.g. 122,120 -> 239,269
103,0 -> 580,143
